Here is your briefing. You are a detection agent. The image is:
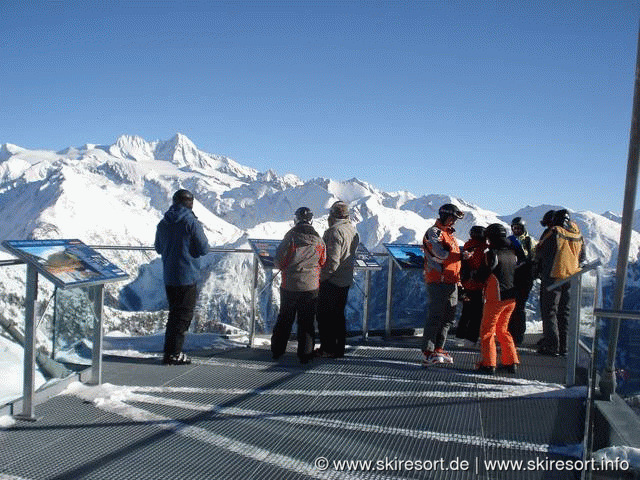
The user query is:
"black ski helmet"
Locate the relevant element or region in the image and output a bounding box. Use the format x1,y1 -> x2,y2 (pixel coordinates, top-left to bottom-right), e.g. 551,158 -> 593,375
485,223 -> 507,242
469,225 -> 486,239
511,217 -> 527,233
540,210 -> 555,227
552,209 -> 571,228
294,206 -> 313,224
438,203 -> 464,223
172,189 -> 194,206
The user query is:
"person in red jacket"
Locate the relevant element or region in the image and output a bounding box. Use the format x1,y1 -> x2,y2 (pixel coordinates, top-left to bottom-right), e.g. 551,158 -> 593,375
455,226 -> 487,344
421,203 -> 465,366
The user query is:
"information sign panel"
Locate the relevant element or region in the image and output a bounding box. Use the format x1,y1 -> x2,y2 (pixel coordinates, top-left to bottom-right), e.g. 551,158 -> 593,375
248,239 -> 281,269
2,239 -> 129,289
354,243 -> 381,270
383,243 -> 425,270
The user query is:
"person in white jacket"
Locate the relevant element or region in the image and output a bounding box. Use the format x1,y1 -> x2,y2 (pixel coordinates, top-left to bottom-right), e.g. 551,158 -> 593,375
315,201 -> 360,358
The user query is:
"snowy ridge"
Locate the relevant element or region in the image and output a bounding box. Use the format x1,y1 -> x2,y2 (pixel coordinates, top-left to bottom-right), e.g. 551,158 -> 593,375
1,133 -> 638,317
1,133 -> 640,404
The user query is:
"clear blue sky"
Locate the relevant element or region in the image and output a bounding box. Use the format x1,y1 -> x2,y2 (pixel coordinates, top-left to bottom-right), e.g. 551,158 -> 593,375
1,0 -> 639,215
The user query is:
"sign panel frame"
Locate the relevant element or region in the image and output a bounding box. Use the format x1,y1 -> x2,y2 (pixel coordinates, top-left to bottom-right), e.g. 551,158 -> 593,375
2,239 -> 129,289
248,238 -> 281,269
354,243 -> 381,270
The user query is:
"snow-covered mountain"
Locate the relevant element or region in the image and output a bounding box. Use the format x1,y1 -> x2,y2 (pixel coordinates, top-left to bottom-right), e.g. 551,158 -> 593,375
601,209 -> 640,236
1,133 -> 638,349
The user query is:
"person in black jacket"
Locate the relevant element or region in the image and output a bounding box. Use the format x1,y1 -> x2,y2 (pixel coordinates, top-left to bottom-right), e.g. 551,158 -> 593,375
455,225 -> 487,344
475,223 -> 520,374
507,217 -> 536,346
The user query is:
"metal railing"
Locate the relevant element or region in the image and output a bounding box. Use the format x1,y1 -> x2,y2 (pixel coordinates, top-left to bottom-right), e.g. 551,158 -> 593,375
545,261 -> 601,386
583,307 -> 640,479
0,244 -> 389,418
3,244 -> 637,428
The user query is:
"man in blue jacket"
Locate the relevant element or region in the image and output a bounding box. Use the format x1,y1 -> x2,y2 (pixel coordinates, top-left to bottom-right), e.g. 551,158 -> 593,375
155,189 -> 209,365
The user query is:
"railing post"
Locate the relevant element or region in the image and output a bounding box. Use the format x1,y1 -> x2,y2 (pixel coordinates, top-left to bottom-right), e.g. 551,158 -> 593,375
249,255 -> 258,348
385,257 -> 394,338
583,292 -> 602,480
90,284 -> 105,385
52,286 -> 58,360
17,264 -> 38,420
565,275 -> 582,386
362,270 -> 371,341
601,23 -> 640,399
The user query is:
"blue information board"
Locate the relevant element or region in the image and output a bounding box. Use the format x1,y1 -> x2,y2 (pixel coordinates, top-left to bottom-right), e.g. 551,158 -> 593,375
2,239 -> 129,289
383,243 -> 425,269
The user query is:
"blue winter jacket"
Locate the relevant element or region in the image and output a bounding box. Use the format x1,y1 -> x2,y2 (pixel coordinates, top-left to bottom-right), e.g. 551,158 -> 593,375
155,204 -> 209,286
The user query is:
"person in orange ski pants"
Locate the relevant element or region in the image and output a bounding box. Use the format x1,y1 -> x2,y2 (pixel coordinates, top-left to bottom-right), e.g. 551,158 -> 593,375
475,223 -> 520,374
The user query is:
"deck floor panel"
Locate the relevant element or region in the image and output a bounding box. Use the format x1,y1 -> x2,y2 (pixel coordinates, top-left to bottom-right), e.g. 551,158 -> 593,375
1,338 -> 582,480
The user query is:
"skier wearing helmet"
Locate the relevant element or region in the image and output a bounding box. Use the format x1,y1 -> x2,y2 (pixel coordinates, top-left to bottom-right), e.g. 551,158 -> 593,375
421,203 -> 466,366
271,207 -> 326,363
475,223 -> 520,374
315,201 -> 359,359
534,209 -> 585,356
455,225 -> 488,344
507,217 -> 537,345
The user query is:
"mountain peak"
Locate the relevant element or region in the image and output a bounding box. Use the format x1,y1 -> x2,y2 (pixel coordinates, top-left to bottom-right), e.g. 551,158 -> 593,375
109,135 -> 155,161
0,143 -> 25,162
153,133 -> 209,169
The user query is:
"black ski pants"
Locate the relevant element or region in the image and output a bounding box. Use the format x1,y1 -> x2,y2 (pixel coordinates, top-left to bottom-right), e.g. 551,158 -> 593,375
164,284 -> 197,357
271,288 -> 318,361
422,282 -> 458,353
540,280 -> 571,354
508,285 -> 533,346
317,280 -> 350,357
456,289 -> 483,343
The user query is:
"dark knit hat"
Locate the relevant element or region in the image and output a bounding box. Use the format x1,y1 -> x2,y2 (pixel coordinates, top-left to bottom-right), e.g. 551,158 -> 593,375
329,201 -> 350,219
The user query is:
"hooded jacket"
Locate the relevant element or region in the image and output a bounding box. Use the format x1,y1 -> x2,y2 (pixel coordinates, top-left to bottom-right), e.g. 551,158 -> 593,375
155,204 -> 210,286
535,221 -> 585,281
275,223 -> 326,292
320,217 -> 359,287
422,220 -> 462,284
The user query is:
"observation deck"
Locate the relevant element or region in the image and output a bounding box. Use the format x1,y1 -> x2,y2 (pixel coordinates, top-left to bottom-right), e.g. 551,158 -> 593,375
0,334 -> 588,480
0,244 -> 636,479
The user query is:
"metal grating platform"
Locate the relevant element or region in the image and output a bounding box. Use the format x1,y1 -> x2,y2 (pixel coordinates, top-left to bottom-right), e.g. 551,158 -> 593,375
0,337 -> 585,480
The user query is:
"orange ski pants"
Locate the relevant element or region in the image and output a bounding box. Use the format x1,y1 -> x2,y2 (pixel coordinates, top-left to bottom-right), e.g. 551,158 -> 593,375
479,299 -> 519,367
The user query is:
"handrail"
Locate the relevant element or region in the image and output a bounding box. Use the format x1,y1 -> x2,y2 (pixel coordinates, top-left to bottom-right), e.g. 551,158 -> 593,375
545,260 -> 602,291
583,296 -> 640,478
593,308 -> 640,321
0,259 -> 25,267
87,245 -> 254,254
0,245 -> 256,265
